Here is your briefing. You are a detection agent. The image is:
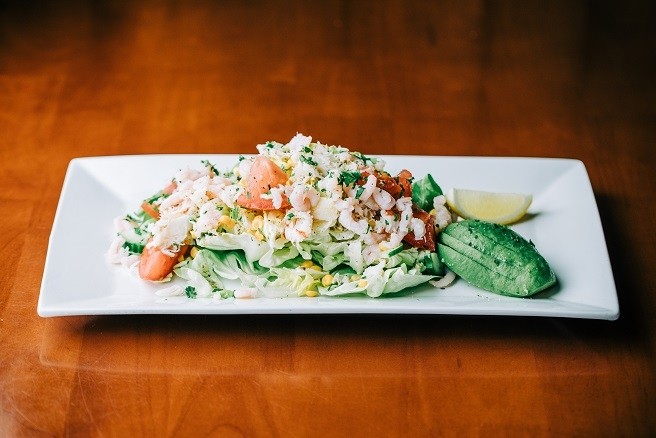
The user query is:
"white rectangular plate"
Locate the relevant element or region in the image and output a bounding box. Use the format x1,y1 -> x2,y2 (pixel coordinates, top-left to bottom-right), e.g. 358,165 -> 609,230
38,155 -> 619,319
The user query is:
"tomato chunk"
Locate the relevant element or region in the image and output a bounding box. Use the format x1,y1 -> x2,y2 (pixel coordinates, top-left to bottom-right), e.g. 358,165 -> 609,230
360,169 -> 413,199
237,156 -> 290,211
139,244 -> 189,281
402,208 -> 436,251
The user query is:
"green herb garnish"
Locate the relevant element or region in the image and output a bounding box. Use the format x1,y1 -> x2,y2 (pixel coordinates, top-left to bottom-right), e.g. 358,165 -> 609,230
185,286 -> 197,299
201,159 -> 219,175
352,151 -> 373,164
338,171 -> 361,186
144,191 -> 167,204
300,155 -> 318,166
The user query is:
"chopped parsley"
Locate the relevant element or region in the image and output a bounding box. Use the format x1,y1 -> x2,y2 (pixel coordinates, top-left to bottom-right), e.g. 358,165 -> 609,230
300,155 -> 318,166
352,151 -> 373,164
122,241 -> 145,254
125,212 -> 143,223
338,170 -> 361,186
144,191 -> 168,204
355,186 -> 365,199
185,286 -> 197,299
201,159 -> 219,175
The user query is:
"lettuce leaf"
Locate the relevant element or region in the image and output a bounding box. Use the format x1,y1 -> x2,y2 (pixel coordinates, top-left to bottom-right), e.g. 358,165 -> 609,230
197,233 -> 269,262
252,268 -> 317,298
319,262 -> 434,297
412,174 -> 443,211
179,228 -> 440,300
174,250 -> 226,297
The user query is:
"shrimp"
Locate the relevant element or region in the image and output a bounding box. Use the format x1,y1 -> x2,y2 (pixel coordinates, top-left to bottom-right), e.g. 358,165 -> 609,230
372,187 -> 395,210
433,195 -> 453,231
284,211 -> 313,242
237,156 -> 291,211
396,197 -> 414,233
336,198 -> 369,235
289,185 -> 320,212
410,217 -> 426,239
362,243 -> 382,265
139,243 -> 189,281
352,174 -> 377,202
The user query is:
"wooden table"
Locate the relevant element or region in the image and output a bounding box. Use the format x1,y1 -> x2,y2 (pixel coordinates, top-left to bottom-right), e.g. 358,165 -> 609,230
1,1 -> 654,435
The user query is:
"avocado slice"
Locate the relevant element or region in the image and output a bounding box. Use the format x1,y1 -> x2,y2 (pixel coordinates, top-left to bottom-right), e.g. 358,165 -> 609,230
438,220 -> 556,297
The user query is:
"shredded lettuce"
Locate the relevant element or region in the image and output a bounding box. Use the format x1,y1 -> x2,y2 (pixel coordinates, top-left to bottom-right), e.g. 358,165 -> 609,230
252,268 -> 317,298
319,262 -> 435,297
174,248 -> 267,299
180,238 -> 443,299
197,233 -> 268,262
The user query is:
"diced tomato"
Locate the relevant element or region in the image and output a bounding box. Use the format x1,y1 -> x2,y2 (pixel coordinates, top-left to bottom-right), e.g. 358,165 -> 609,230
402,208 -> 436,251
359,169 -> 413,199
396,169 -> 413,198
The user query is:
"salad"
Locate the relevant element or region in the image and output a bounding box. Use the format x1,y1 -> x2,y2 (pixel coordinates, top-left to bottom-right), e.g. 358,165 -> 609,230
107,134 -> 461,299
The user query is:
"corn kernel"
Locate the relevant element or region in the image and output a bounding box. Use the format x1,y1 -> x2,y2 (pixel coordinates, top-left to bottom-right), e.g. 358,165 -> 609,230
305,290 -> 319,297
218,215 -> 236,229
429,209 -> 436,215
268,210 -> 284,220
300,260 -> 314,268
350,274 -> 361,281
190,247 -> 199,259
254,230 -> 264,241
321,274 -> 333,287
309,265 -> 322,271
244,211 -> 256,222
357,279 -> 368,288
251,215 -> 264,230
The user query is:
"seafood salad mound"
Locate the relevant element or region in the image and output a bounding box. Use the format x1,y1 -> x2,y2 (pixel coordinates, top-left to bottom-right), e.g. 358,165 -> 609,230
108,133 -> 454,299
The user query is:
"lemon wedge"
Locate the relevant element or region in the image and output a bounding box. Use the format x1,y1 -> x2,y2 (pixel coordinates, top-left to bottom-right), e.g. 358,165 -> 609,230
446,188 -> 532,225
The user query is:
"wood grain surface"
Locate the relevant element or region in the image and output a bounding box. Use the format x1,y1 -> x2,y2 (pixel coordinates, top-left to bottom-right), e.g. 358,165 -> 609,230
1,0 -> 655,436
